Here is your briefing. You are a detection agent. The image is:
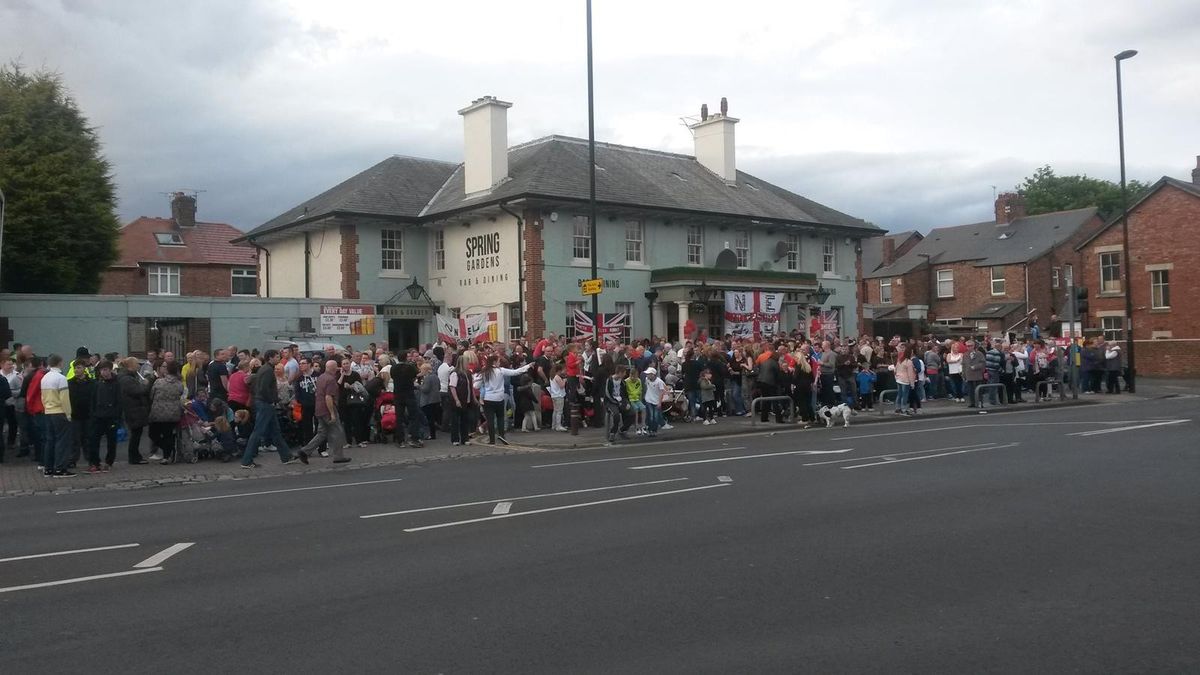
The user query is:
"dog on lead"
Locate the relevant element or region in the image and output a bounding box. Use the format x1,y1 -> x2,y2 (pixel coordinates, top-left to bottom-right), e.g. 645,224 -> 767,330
818,403 -> 854,428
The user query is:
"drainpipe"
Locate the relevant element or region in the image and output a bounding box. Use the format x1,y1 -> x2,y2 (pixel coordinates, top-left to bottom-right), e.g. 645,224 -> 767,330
1024,263 -> 1030,324
303,232 -> 311,299
498,202 -> 525,338
251,241 -> 270,297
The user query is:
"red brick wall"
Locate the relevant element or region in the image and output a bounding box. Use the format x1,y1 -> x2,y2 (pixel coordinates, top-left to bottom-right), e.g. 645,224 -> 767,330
339,223 -> 360,299
100,265 -> 245,297
522,207 -> 547,339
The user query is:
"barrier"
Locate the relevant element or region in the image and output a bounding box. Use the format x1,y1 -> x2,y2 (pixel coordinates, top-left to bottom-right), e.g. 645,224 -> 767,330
877,389 -> 899,415
1036,379 -> 1059,401
750,396 -> 796,426
975,383 -> 1007,410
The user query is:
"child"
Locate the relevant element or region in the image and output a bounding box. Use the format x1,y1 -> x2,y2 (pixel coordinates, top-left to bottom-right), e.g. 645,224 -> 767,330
699,369 -> 717,425
624,370 -> 646,434
602,367 -> 632,443
856,365 -> 877,411
549,366 -> 568,432
643,367 -> 666,436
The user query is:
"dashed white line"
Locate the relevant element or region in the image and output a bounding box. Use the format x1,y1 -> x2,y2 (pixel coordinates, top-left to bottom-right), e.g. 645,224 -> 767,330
531,447 -> 746,468
1067,419 -> 1190,436
840,443 -> 1020,469
57,478 -> 406,514
0,567 -> 163,594
0,543 -> 140,564
628,448 -> 853,470
133,543 -> 195,569
491,502 -> 513,515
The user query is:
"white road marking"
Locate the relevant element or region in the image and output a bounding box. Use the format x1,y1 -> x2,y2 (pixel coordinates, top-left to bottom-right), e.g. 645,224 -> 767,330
492,502 -> 513,515
802,443 -> 998,466
531,446 -> 746,468
628,448 -> 853,470
1066,419 -> 1190,436
0,543 -> 140,564
57,478 -> 406,514
359,477 -> 690,519
403,483 -> 731,532
0,567 -> 162,594
841,443 -> 1020,470
717,475 -> 733,483
133,543 -> 194,569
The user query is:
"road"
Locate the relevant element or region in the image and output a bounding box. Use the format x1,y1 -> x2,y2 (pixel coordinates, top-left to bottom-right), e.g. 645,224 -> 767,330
2,395 -> 1197,673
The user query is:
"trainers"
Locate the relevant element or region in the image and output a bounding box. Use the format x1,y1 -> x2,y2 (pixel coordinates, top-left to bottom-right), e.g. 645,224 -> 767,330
319,451 -> 330,458
148,453 -> 162,461
240,462 -> 259,469
53,470 -> 77,478
451,441 -> 460,446
662,424 -> 674,430
298,450 -> 309,465
102,464 -> 112,473
408,440 -> 424,448
87,465 -> 101,474
282,457 -> 301,465
333,457 -> 352,463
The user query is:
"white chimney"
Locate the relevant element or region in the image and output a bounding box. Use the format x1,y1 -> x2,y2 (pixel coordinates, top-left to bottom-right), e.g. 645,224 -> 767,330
689,97 -> 738,184
457,96 -> 512,194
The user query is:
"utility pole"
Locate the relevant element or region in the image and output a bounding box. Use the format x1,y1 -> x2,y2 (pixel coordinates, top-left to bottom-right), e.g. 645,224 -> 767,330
586,0 -> 599,345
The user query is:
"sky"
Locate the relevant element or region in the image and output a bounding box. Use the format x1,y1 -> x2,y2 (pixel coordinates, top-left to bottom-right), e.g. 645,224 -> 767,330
2,0 -> 1197,234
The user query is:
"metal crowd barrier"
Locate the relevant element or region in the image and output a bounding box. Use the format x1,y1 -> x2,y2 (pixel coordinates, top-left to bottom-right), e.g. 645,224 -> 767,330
975,383 -> 1007,410
749,396 -> 796,426
877,389 -> 899,415
1036,379 -> 1059,401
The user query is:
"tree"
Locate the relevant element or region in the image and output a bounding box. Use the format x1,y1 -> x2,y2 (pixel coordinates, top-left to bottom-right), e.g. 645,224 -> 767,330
1017,165 -> 1151,221
0,64 -> 120,293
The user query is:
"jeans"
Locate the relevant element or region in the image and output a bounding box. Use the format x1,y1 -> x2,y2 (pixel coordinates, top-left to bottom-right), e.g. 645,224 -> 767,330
87,416 -> 120,467
685,389 -> 701,419
895,384 -> 912,412
646,402 -> 663,432
552,397 -> 565,429
483,399 -> 506,443
301,414 -> 346,459
837,376 -> 856,407
729,380 -> 746,415
947,374 -> 963,399
20,411 -> 40,455
45,413 -> 73,473
126,424 -> 146,463
395,396 -> 422,444
819,374 -> 837,407
242,400 -> 293,465
1106,370 -> 1121,394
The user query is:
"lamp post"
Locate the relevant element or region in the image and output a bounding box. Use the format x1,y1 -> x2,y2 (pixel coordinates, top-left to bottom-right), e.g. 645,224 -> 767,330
0,186 -> 6,292
1115,48 -> 1137,393
643,290 -> 658,339
585,0 -> 599,344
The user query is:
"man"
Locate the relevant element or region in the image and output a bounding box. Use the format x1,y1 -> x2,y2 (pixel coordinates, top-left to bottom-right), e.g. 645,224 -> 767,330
240,350 -> 308,468
1,358 -> 20,456
963,340 -> 987,412
67,355 -> 95,465
282,345 -> 301,383
87,361 -> 123,472
391,357 -> 423,448
40,354 -> 75,477
207,348 -> 231,401
298,360 -> 351,463
21,358 -> 47,462
141,350 -> 159,377
294,358 -> 318,446
437,345 -> 455,436
985,339 -> 1004,405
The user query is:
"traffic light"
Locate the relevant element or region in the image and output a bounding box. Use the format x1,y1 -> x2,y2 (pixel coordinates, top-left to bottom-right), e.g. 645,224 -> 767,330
1074,286 -> 1089,315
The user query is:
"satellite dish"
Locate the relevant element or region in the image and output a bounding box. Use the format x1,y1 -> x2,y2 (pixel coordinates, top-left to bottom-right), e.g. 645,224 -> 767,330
773,240 -> 789,261
714,248 -> 738,270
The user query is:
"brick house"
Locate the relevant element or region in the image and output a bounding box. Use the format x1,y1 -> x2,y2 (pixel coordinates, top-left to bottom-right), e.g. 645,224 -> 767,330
862,193 -> 1103,338
100,192 -> 258,298
1073,157 -> 1200,377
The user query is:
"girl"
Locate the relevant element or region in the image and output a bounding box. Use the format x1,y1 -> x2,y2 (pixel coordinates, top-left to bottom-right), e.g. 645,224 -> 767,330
624,369 -> 646,434
946,341 -> 964,402
549,366 -> 568,432
698,369 -> 717,425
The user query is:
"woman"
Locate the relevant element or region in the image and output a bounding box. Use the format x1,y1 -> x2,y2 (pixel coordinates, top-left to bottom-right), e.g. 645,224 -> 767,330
417,362 -> 440,440
338,360 -> 370,447
184,352 -> 208,399
548,365 -> 568,432
791,347 -> 815,427
477,354 -> 533,445
893,347 -> 916,416
945,342 -> 965,402
148,361 -> 185,463
227,359 -> 252,413
727,349 -> 745,416
117,357 -> 151,464
447,356 -> 475,445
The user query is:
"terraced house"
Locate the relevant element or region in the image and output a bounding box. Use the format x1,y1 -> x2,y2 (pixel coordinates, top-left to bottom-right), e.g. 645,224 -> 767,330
239,96 -> 881,349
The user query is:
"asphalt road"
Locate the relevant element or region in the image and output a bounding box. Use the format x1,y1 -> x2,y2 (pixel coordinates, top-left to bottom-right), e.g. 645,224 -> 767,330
2,395 -> 1197,673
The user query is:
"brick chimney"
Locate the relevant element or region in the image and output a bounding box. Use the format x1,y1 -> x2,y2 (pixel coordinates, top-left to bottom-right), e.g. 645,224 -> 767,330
458,96 -> 512,194
1192,155 -> 1200,185
689,97 -> 739,184
170,192 -> 197,228
994,192 -> 1027,225
882,237 -> 896,267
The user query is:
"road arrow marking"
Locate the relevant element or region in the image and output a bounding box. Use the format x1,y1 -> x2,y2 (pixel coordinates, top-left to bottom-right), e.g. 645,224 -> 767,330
0,543 -> 140,564
134,543 -> 194,569
492,502 -> 513,515
0,568 -> 162,594
717,476 -> 733,483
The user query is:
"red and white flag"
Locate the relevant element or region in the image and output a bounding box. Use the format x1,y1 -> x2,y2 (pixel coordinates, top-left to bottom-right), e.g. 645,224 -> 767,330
724,290 -> 784,339
436,312 -> 489,344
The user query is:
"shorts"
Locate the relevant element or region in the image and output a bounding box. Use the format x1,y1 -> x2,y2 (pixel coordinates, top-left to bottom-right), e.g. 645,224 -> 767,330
630,401 -> 646,413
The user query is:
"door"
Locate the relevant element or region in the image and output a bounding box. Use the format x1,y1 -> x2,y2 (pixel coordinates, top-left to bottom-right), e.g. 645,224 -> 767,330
388,319 -> 420,353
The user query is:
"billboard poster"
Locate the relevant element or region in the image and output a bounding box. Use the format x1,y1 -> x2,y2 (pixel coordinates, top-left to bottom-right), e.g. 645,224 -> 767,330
320,304 -> 376,335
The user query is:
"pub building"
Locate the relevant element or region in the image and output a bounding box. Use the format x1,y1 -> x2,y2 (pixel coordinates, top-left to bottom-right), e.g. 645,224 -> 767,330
239,96 -> 881,350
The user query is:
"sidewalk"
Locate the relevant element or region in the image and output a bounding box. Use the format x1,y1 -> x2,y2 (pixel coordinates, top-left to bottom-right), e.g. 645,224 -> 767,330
3,378 -> 1192,498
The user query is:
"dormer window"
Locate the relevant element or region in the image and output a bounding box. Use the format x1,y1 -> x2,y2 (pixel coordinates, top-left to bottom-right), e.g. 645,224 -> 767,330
155,232 -> 184,246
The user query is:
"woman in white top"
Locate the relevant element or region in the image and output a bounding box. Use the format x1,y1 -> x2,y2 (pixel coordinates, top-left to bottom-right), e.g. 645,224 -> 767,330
548,366 -> 568,432
945,342 -> 965,402
477,355 -> 534,444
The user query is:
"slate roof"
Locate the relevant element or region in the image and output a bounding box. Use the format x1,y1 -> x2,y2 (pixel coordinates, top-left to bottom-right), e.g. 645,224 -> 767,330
246,136 -> 878,240
244,156 -> 459,240
112,217 -> 256,267
963,301 -> 1026,320
860,230 -> 921,275
865,207 -> 1099,279
1074,176 -> 1200,250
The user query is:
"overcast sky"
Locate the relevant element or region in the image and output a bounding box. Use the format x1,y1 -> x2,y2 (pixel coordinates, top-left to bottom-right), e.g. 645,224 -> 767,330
3,0 -> 1196,233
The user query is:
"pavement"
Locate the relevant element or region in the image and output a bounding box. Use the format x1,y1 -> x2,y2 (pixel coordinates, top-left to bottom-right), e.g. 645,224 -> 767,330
2,377 -> 1196,497
1,390 -> 1197,672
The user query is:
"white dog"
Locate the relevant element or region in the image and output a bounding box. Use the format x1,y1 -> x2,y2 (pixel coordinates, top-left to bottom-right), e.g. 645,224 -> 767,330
818,403 -> 853,428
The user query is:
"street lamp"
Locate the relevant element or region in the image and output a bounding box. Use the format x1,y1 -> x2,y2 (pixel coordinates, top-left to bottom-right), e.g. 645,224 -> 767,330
1115,48 -> 1137,392
404,277 -> 437,309
689,280 -> 715,311
810,284 -> 833,306
643,290 -> 658,338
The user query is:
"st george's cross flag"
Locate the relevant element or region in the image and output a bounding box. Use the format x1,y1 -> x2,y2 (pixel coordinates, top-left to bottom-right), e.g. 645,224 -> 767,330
724,290 -> 785,339
435,312 -> 490,344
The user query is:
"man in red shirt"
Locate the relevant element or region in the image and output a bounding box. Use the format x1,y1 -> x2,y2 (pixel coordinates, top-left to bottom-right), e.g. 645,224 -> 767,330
297,359 -> 351,463
24,359 -> 48,468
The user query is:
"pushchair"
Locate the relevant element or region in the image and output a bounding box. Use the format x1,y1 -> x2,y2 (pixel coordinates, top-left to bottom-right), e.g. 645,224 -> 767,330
174,408 -> 215,464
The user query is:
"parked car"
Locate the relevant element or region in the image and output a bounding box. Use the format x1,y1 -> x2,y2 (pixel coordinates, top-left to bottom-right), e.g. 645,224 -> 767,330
262,337 -> 348,360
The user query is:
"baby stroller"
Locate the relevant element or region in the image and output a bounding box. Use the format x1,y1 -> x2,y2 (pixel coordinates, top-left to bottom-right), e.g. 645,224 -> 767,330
372,392 -> 396,443
174,408 -> 214,464
276,404 -> 304,449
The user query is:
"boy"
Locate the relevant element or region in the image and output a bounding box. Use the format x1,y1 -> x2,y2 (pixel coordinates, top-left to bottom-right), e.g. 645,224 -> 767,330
602,367 -> 632,443
699,369 -> 717,425
643,367 -> 666,436
855,364 -> 877,411
624,370 -> 646,434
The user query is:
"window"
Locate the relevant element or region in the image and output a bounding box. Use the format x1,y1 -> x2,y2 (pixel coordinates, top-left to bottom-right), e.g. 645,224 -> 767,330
1101,316 -> 1124,342
154,232 -> 184,246
615,302 -> 634,343
1100,252 -> 1121,293
936,269 -> 954,298
1151,270 -> 1170,309
572,216 -> 591,261
734,230 -> 750,268
565,301 -> 585,340
1064,263 -> 1074,287
381,229 -> 403,271
231,268 -> 257,296
148,265 -> 180,296
687,225 -> 704,265
624,221 -> 643,263
823,237 -> 836,273
1052,267 -> 1060,289
879,279 -> 893,304
990,267 -> 1006,296
507,304 -> 523,341
433,229 -> 445,272
786,234 -> 801,271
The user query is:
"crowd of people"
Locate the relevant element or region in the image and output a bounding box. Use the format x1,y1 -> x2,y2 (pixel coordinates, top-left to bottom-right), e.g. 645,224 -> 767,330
0,329 -> 1124,477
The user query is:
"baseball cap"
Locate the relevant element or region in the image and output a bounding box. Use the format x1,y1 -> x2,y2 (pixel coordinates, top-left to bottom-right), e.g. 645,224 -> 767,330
644,367 -> 657,375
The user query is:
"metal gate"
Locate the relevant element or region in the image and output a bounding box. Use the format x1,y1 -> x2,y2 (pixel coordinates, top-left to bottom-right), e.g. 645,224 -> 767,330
155,320 -> 189,356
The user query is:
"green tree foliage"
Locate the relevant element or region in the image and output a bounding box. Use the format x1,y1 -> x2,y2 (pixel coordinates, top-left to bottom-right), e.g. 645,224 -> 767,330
1017,165 -> 1151,220
0,64 -> 119,293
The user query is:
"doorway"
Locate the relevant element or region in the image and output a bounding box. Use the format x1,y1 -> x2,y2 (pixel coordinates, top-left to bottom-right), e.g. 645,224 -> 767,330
388,319 -> 420,353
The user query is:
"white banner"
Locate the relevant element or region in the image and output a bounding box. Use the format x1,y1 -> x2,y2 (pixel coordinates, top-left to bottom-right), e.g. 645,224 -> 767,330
724,291 -> 784,339
435,312 -> 489,344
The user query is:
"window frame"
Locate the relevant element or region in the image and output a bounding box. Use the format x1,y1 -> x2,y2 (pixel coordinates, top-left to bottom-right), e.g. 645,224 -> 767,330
879,278 -> 893,304
734,229 -> 750,268
1064,263 -> 1074,288
822,237 -> 836,274
147,264 -> 180,296
1052,267 -> 1060,289
565,301 -> 585,340
1150,269 -> 1170,309
936,269 -> 954,298
1100,252 -> 1122,294
686,225 -> 704,265
154,232 -> 184,246
1100,316 -> 1124,342
572,216 -> 591,262
786,234 -> 801,271
433,229 -> 445,272
507,303 -> 523,341
381,228 -> 404,271
615,302 -> 634,343
990,266 -> 1006,296
624,220 -> 644,264
230,267 -> 257,297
